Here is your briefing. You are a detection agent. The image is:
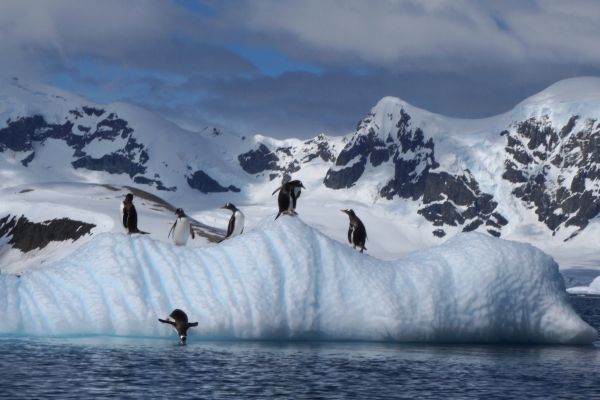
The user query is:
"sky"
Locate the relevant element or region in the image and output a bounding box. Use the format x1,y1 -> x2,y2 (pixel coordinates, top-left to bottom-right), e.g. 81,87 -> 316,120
2,0 -> 600,138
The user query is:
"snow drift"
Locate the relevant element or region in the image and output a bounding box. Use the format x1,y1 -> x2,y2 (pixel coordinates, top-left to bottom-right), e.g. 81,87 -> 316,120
0,218 -> 595,344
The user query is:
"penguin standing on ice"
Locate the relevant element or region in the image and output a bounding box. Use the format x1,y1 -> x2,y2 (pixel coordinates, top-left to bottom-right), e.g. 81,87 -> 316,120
272,179 -> 305,219
168,208 -> 195,246
221,203 -> 244,239
341,209 -> 367,253
121,193 -> 148,234
158,309 -> 198,345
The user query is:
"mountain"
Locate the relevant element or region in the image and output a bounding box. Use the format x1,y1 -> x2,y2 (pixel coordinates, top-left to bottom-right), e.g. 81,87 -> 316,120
2,76 -> 600,272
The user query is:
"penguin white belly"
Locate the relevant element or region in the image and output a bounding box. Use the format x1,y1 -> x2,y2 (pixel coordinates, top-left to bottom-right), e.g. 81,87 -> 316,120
172,217 -> 191,246
231,211 -> 245,237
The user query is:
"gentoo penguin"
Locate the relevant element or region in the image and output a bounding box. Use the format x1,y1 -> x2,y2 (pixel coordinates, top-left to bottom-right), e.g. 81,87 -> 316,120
221,203 -> 244,239
168,208 -> 195,246
121,193 -> 148,234
272,180 -> 305,219
341,209 -> 367,253
158,309 -> 198,345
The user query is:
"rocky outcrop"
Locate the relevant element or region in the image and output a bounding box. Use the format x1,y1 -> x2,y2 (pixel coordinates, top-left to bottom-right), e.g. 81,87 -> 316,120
324,106 -> 507,237
502,115 -> 600,237
0,111 -> 159,189
238,134 -> 338,180
187,170 -> 240,193
0,214 -> 95,252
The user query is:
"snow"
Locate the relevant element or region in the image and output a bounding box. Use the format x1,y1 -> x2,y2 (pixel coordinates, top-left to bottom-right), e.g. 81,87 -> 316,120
0,217 -> 595,344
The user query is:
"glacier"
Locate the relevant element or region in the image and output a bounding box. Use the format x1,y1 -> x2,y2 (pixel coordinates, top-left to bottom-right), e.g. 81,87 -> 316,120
0,217 -> 596,344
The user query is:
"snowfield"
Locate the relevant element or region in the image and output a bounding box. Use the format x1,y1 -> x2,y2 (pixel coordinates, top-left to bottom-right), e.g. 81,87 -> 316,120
0,217 -> 595,344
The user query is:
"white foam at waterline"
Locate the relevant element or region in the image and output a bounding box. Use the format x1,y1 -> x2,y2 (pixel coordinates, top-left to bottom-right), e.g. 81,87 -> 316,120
0,217 -> 596,344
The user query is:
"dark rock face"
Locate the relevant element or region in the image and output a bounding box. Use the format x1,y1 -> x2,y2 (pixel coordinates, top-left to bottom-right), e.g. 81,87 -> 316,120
503,115 -> 600,236
72,154 -> 146,178
0,214 -> 95,252
238,144 -> 280,174
324,106 -> 507,237
133,176 -> 176,191
0,110 -> 166,190
238,134 -> 337,180
187,170 -> 240,193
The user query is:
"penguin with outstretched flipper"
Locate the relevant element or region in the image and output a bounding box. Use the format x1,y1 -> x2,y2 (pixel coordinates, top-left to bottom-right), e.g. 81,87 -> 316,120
273,180 -> 305,219
158,309 -> 198,345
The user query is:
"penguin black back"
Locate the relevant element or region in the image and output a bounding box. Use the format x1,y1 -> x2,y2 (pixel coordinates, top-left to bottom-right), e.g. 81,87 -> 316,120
273,180 -> 305,219
122,193 -> 139,233
341,209 -> 367,253
121,193 -> 149,234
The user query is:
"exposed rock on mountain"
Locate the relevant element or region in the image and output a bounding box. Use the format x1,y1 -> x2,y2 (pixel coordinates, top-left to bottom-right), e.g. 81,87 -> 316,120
502,114 -> 600,238
324,101 -> 507,237
0,214 -> 95,252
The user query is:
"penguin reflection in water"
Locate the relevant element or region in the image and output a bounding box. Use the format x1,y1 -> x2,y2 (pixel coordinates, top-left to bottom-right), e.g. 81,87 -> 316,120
159,309 -> 198,345
121,193 -> 148,234
273,179 -> 305,219
168,208 -> 195,246
221,203 -> 244,239
341,209 -> 367,253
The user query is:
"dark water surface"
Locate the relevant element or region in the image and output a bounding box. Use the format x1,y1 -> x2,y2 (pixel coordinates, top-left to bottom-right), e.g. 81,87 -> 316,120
1,296 -> 599,399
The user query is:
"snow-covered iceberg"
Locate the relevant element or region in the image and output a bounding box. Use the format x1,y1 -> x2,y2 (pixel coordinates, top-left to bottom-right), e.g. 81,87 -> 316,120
0,218 -> 596,344
568,276 -> 600,296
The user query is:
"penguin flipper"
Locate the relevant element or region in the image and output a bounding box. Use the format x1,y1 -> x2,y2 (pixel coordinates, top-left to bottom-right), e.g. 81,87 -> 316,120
227,215 -> 235,237
158,318 -> 175,326
168,221 -> 177,238
272,186 -> 282,195
347,226 -> 353,244
188,322 -> 198,328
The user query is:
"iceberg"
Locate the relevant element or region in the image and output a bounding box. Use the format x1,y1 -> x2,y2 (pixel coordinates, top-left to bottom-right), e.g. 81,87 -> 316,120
568,275 -> 600,296
0,217 -> 596,344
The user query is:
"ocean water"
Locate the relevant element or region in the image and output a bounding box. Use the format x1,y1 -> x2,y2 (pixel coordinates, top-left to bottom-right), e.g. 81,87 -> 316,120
1,296 -> 599,400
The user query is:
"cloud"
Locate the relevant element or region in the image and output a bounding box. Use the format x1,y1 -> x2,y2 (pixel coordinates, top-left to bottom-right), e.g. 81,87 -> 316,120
0,0 -> 255,78
211,0 -> 600,70
3,0 -> 600,139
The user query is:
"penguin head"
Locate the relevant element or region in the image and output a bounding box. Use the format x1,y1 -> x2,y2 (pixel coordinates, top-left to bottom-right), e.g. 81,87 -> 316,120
290,180 -> 305,189
175,208 -> 185,218
179,334 -> 187,345
221,203 -> 237,212
124,193 -> 134,203
341,209 -> 356,217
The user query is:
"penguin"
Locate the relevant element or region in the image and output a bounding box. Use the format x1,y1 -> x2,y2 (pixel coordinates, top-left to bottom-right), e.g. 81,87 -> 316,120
272,180 -> 305,219
341,209 -> 367,253
221,203 -> 244,239
158,309 -> 198,345
121,193 -> 148,234
168,208 -> 195,246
